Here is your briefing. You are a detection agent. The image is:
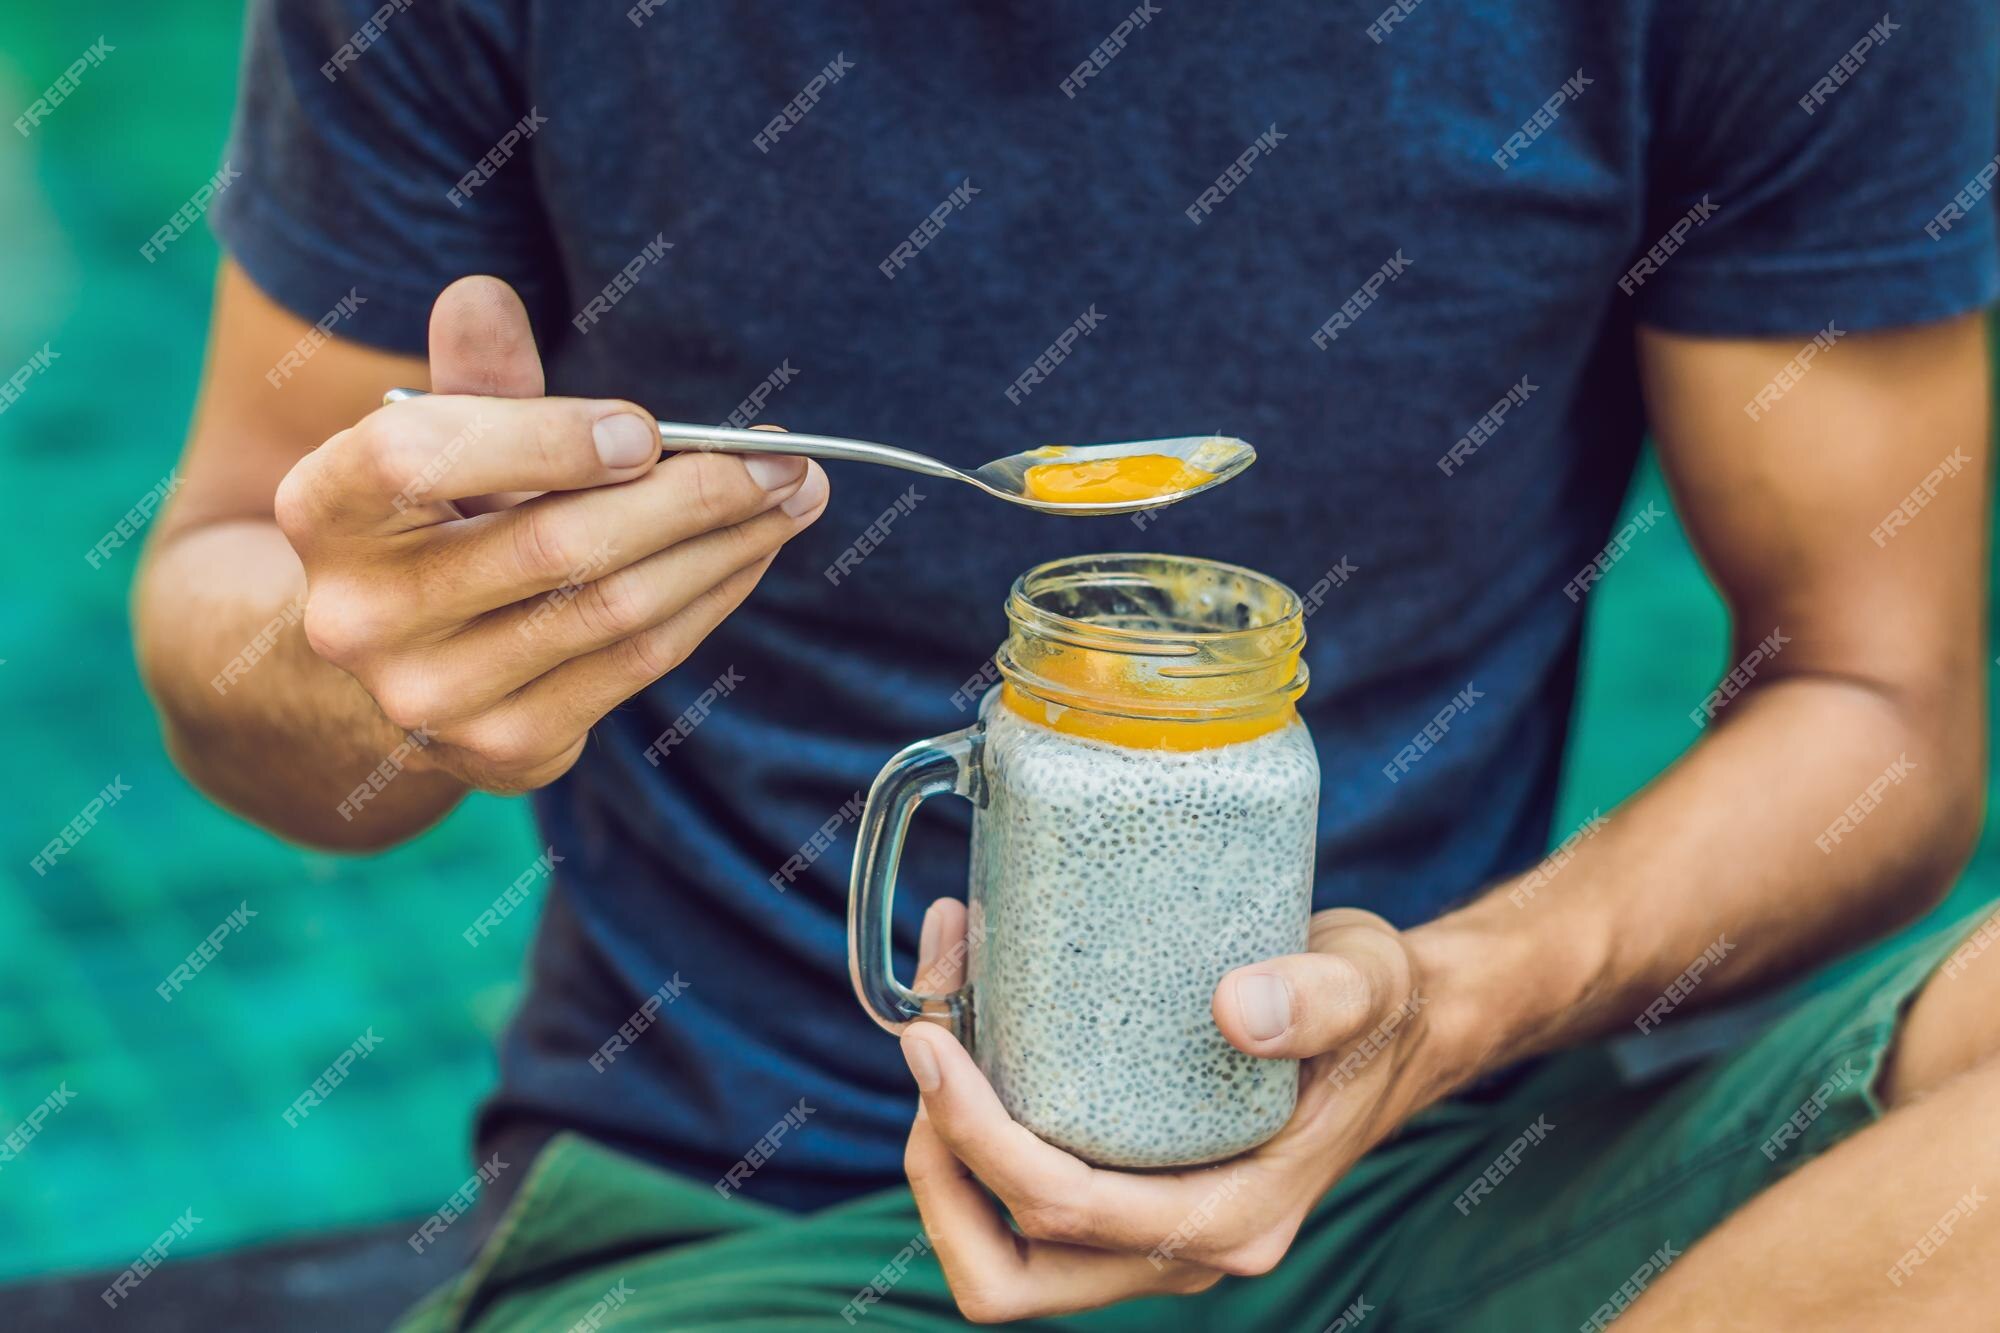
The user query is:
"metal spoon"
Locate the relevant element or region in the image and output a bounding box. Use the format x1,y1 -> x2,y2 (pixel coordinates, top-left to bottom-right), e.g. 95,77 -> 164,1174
382,387 -> 1253,516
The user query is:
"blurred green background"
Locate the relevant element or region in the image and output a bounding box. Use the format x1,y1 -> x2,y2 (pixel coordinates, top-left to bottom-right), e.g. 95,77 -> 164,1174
1,0 -> 1994,1288
1,4 -> 538,1283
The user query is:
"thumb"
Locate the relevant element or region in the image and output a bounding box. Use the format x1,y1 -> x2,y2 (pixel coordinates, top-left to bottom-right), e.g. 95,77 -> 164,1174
428,274 -> 544,398
1213,913 -> 1413,1059
426,275 -> 551,515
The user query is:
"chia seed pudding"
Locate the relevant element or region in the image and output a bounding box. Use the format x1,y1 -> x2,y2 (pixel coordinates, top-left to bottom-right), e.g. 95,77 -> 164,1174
965,695 -> 1319,1168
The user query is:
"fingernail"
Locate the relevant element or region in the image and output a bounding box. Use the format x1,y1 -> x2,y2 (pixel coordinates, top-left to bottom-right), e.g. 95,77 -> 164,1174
742,454 -> 807,491
903,1036 -> 941,1093
593,412 -> 656,468
919,902 -> 943,969
1237,973 -> 1292,1041
780,463 -> 828,518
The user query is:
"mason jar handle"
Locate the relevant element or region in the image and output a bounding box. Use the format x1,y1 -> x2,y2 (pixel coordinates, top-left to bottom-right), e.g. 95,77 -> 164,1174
848,725 -> 980,1041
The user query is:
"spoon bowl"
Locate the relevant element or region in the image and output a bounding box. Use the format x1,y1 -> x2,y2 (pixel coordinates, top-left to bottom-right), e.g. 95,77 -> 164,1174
382,388 -> 1252,515
967,435 -> 1256,515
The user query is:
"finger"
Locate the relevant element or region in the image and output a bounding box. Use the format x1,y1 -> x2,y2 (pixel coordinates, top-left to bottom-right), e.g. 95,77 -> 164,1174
298,392 -> 665,531
404,449 -> 821,622
1214,910 -> 1414,1059
899,1022 -> 1096,1220
361,502 -> 817,729
900,970 -> 1299,1273
903,1115 -> 1217,1323
915,898 -> 968,998
479,552 -> 779,759
899,1022 -> 1206,1255
902,1021 -> 1301,1266
409,470 -> 824,695
427,276 -> 550,514
466,451 -> 824,746
904,1112 -> 1025,1282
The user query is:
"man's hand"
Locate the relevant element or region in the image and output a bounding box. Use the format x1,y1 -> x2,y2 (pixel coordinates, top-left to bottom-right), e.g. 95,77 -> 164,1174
900,900 -> 1453,1323
274,276 -> 828,794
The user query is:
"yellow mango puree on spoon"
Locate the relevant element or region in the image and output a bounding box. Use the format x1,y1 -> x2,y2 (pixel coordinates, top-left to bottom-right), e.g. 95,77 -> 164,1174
1021,454 -> 1218,505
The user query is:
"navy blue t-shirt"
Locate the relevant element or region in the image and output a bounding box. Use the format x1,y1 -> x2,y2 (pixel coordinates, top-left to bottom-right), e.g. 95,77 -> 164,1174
216,1 -> 1999,1210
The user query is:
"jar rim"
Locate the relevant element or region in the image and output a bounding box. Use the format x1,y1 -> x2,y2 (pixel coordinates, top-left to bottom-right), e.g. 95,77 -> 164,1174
1006,552 -> 1304,649
997,553 -> 1309,721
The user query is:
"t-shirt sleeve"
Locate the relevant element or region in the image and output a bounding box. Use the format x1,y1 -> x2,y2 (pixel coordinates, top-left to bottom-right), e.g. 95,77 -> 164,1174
1633,1 -> 2000,337
210,0 -> 555,355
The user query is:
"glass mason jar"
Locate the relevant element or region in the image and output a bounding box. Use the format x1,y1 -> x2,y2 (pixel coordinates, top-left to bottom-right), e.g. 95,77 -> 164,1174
848,553 -> 1319,1168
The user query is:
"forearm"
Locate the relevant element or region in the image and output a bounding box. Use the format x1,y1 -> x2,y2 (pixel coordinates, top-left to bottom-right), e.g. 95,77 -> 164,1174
1411,670 -> 1984,1086
135,517 -> 467,850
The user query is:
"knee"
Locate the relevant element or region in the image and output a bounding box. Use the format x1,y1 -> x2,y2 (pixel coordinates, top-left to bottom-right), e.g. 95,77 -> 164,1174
1882,909 -> 2000,1107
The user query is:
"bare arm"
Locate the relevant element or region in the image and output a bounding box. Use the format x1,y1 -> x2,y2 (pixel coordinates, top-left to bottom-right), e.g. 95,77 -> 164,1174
1413,313 -> 1993,1077
865,313 -> 1995,1322
137,263 -> 463,848
136,261 -> 828,851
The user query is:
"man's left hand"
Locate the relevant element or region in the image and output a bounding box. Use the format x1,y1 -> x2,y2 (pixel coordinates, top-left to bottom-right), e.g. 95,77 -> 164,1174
900,900 -> 1456,1323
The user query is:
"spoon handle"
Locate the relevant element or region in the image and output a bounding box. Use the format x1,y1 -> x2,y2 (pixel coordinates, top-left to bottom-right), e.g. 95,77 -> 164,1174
381,388 -> 963,481
654,420 -> 963,479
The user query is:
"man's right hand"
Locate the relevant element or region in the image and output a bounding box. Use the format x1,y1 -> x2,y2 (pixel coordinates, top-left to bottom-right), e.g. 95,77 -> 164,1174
274,276 -> 827,794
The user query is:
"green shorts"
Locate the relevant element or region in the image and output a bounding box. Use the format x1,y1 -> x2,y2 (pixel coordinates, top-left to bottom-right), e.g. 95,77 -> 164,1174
396,913 -> 1985,1332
